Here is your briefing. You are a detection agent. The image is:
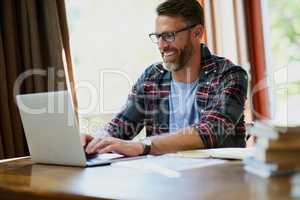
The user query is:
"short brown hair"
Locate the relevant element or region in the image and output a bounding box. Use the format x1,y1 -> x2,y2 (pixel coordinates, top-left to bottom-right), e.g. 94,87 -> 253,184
156,0 -> 204,26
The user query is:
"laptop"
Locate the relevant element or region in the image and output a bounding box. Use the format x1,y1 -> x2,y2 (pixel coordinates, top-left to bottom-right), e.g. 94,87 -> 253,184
16,90 -> 142,167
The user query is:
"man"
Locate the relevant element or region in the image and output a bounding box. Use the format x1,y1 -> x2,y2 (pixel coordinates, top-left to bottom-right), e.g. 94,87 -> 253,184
83,0 -> 248,156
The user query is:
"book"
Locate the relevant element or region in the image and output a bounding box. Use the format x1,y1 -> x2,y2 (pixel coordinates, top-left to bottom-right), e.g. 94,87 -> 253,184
253,147 -> 300,164
292,173 -> 300,184
291,185 -> 300,198
244,120 -> 300,178
249,121 -> 300,139
244,164 -> 294,178
291,174 -> 300,197
256,135 -> 300,150
243,157 -> 298,178
176,148 -> 254,160
244,157 -> 300,172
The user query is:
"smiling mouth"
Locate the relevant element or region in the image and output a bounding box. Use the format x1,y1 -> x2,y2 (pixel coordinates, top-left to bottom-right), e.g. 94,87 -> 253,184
163,51 -> 177,60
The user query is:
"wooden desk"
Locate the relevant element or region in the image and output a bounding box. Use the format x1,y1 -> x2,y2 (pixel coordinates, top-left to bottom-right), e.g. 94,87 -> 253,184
0,157 -> 294,200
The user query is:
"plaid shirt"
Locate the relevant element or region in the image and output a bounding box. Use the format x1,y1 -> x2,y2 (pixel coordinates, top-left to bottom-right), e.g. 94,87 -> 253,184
105,44 -> 248,148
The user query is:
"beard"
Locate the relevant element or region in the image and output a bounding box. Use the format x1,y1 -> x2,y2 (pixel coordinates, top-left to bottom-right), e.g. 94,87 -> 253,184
162,39 -> 194,72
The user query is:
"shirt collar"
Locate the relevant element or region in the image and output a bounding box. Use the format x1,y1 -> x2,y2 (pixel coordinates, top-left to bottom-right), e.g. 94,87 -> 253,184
200,43 -> 218,75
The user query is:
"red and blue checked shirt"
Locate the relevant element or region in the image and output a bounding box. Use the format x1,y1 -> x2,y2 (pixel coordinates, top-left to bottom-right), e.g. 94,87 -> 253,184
105,44 -> 248,148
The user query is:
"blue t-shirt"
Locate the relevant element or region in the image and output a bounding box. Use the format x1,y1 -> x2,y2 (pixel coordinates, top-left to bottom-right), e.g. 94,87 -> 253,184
169,78 -> 200,133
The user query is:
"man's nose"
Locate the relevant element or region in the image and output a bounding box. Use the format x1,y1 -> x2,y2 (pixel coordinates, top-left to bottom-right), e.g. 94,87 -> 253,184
158,37 -> 168,50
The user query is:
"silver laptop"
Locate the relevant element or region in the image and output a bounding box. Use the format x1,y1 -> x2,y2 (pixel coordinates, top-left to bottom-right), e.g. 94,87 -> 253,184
16,90 -> 139,167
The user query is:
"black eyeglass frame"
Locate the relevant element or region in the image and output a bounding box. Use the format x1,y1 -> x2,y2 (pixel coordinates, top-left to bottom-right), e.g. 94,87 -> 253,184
149,24 -> 197,44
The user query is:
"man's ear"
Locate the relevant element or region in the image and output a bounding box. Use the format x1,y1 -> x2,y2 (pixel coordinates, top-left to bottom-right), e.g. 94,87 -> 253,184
193,24 -> 204,39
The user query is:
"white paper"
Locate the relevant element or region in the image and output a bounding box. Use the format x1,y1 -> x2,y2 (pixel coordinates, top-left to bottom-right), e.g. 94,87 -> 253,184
112,154 -> 227,178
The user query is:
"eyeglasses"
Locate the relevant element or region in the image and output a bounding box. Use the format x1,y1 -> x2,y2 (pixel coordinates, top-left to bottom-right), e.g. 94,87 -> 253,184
149,24 -> 197,44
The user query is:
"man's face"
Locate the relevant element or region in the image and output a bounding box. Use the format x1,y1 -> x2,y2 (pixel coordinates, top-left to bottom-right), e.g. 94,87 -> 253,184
155,16 -> 194,72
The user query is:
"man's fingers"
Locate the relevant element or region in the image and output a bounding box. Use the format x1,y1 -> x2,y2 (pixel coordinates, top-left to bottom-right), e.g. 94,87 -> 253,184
86,137 -> 116,153
98,144 -> 117,154
86,134 -> 94,142
85,136 -> 123,154
80,134 -> 94,146
89,139 -> 112,153
85,137 -> 102,153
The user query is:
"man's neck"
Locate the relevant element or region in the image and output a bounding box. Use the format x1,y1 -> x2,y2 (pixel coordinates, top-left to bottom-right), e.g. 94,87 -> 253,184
171,51 -> 201,83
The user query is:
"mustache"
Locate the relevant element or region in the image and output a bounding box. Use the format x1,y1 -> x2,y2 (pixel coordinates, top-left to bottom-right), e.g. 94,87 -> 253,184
160,47 -> 178,55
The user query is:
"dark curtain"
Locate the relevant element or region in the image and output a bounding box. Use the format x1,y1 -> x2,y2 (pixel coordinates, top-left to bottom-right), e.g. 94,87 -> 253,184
245,0 -> 270,120
244,0 -> 270,146
0,0 -> 75,159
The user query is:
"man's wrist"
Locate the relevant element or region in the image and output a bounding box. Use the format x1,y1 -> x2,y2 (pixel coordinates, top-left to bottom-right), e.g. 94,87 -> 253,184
139,137 -> 152,155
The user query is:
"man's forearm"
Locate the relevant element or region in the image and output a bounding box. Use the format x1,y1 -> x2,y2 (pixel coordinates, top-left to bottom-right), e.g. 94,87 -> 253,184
85,127 -> 205,156
149,127 -> 204,155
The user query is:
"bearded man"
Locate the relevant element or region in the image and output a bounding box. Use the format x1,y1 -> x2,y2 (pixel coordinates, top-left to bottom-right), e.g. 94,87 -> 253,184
83,0 -> 248,157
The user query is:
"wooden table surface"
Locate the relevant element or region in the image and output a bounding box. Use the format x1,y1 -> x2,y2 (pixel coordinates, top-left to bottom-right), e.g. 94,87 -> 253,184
0,157 -> 295,200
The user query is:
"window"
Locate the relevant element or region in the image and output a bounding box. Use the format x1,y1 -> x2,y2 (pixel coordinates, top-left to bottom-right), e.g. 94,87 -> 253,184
65,1 -> 253,134
66,0 -> 162,117
265,0 -> 300,123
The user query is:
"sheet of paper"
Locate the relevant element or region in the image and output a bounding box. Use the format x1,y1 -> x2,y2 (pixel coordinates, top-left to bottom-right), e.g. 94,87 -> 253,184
94,153 -> 124,160
112,155 -> 227,178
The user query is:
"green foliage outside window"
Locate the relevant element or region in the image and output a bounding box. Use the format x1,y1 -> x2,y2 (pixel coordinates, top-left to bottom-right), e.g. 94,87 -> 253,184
269,0 -> 300,65
268,0 -> 300,97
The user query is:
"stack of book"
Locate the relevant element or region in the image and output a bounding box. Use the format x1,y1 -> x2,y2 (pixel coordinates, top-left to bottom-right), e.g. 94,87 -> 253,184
243,120 -> 300,178
291,173 -> 300,198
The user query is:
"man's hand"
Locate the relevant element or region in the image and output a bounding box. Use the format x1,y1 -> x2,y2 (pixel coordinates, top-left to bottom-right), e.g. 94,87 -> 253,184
84,136 -> 144,157
81,126 -> 204,156
80,134 -> 94,147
